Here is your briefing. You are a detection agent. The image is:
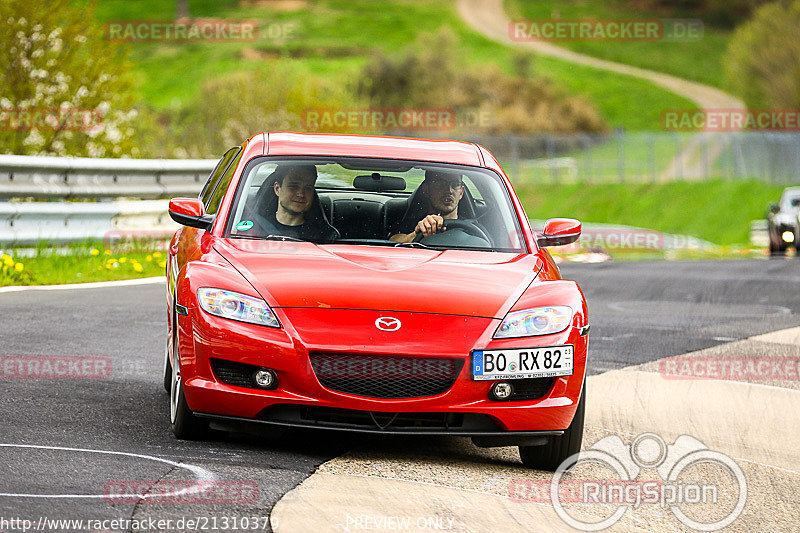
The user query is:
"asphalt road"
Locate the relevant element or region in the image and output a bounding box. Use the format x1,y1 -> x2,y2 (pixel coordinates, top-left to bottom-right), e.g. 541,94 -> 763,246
1,258 -> 798,532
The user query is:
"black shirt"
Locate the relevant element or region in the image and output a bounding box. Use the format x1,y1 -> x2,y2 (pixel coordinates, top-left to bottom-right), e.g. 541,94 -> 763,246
263,211 -> 339,243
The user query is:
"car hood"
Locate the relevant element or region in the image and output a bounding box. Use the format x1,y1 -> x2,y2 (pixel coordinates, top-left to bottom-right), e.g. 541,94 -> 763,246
214,239 -> 542,318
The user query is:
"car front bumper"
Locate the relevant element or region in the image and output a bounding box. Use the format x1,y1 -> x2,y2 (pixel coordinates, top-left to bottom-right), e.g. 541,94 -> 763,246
177,306 -> 588,438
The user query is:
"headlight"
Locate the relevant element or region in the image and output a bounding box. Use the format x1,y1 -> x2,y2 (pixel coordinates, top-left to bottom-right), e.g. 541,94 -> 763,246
197,288 -> 280,328
494,306 -> 572,338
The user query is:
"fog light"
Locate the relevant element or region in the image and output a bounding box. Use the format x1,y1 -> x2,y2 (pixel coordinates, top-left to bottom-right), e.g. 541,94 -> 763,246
253,369 -> 276,389
491,382 -> 513,400
782,231 -> 794,243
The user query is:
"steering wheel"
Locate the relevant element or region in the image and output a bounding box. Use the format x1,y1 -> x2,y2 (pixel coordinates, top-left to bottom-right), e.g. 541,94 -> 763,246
413,219 -> 492,245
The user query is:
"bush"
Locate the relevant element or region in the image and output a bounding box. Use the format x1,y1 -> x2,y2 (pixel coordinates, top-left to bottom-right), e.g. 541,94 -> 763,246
137,61 -> 354,158
358,28 -> 606,134
724,1 -> 800,108
0,0 -> 138,157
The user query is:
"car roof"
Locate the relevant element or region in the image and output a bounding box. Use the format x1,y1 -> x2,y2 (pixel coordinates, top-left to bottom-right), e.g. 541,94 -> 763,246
263,131 -> 485,167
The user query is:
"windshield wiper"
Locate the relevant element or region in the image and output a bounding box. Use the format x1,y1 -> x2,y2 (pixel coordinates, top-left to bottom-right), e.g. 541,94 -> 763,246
394,241 -> 432,249
229,234 -> 305,242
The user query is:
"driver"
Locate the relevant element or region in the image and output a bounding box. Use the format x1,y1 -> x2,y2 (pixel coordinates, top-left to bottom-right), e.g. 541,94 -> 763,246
390,169 -> 464,243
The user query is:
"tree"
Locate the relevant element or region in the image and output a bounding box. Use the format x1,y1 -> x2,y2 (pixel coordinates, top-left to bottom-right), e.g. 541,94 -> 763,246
0,0 -> 139,156
725,1 -> 800,109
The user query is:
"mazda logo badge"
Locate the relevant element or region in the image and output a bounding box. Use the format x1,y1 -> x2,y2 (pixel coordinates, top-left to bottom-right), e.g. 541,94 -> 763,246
375,317 -> 401,331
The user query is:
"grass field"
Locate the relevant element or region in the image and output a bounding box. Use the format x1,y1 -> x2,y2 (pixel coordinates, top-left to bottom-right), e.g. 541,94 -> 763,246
506,0 -> 732,90
0,243 -> 166,286
82,0 -> 697,131
516,179 -> 779,245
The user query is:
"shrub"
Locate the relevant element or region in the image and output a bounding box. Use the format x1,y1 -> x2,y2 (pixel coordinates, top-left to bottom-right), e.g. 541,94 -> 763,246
724,1 -> 800,108
358,28 -> 606,134
0,0 -> 138,157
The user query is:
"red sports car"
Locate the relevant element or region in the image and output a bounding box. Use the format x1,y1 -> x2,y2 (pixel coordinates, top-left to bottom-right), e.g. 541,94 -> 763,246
165,131 -> 588,470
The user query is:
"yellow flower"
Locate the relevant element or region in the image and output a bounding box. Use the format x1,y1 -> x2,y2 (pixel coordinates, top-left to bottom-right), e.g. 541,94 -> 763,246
153,251 -> 162,258
104,249 -> 112,255
146,255 -> 153,262
14,263 -> 23,272
119,257 -> 127,263
133,263 -> 144,273
90,248 -> 100,256
1,254 -> 12,266
158,260 -> 167,268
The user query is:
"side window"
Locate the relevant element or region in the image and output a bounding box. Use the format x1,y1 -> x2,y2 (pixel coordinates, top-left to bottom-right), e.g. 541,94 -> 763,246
200,147 -> 240,209
205,148 -> 243,215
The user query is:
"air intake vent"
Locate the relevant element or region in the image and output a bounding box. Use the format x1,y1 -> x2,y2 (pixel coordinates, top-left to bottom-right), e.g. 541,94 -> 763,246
309,353 -> 463,399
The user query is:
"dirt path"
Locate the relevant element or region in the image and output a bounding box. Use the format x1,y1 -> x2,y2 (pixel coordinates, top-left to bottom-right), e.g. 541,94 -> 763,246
456,0 -> 745,179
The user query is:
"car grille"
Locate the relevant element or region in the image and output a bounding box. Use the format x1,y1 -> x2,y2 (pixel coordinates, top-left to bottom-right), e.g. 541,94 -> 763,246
210,358 -> 256,388
309,353 -> 463,399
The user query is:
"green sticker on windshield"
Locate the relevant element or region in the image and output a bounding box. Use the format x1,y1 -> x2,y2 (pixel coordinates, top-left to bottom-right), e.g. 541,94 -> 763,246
236,220 -> 254,231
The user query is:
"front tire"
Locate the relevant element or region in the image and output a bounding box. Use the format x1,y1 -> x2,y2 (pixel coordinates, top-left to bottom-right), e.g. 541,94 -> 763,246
519,385 -> 585,471
169,310 -> 208,440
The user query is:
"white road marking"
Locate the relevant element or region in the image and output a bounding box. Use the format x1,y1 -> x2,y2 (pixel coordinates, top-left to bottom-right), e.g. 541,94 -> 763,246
0,277 -> 164,293
0,443 -> 216,499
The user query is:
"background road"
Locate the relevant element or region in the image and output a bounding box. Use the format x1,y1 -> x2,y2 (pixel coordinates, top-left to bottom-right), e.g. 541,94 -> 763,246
1,258 -> 798,531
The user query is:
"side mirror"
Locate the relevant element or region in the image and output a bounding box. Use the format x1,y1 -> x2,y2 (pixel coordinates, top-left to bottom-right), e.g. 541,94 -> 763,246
169,198 -> 214,231
769,202 -> 780,214
536,218 -> 581,247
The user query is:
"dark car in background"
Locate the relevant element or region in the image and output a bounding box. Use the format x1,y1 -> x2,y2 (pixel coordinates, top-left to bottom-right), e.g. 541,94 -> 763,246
767,187 -> 800,256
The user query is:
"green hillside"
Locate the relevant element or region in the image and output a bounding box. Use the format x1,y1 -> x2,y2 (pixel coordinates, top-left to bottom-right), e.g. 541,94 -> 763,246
506,0 -> 732,90
83,0 -> 696,131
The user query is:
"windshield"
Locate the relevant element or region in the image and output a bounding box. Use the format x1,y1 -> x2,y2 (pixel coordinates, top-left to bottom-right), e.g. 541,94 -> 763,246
224,157 -> 527,253
780,190 -> 800,210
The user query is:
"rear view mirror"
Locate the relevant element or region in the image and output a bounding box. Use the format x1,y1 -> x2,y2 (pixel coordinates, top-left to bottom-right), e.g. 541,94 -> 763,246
169,198 -> 214,230
536,218 -> 581,247
353,173 -> 407,191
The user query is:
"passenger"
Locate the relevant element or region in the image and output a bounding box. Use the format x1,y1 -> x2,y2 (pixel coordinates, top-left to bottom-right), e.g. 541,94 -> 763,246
390,169 -> 464,243
261,164 -> 338,242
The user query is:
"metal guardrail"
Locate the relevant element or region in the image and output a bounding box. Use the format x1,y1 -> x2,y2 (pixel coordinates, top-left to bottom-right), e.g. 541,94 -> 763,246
0,154 -> 216,199
0,200 -> 178,246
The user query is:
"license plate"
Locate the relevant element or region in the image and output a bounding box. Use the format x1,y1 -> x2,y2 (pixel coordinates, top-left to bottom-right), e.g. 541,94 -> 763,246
471,345 -> 574,380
